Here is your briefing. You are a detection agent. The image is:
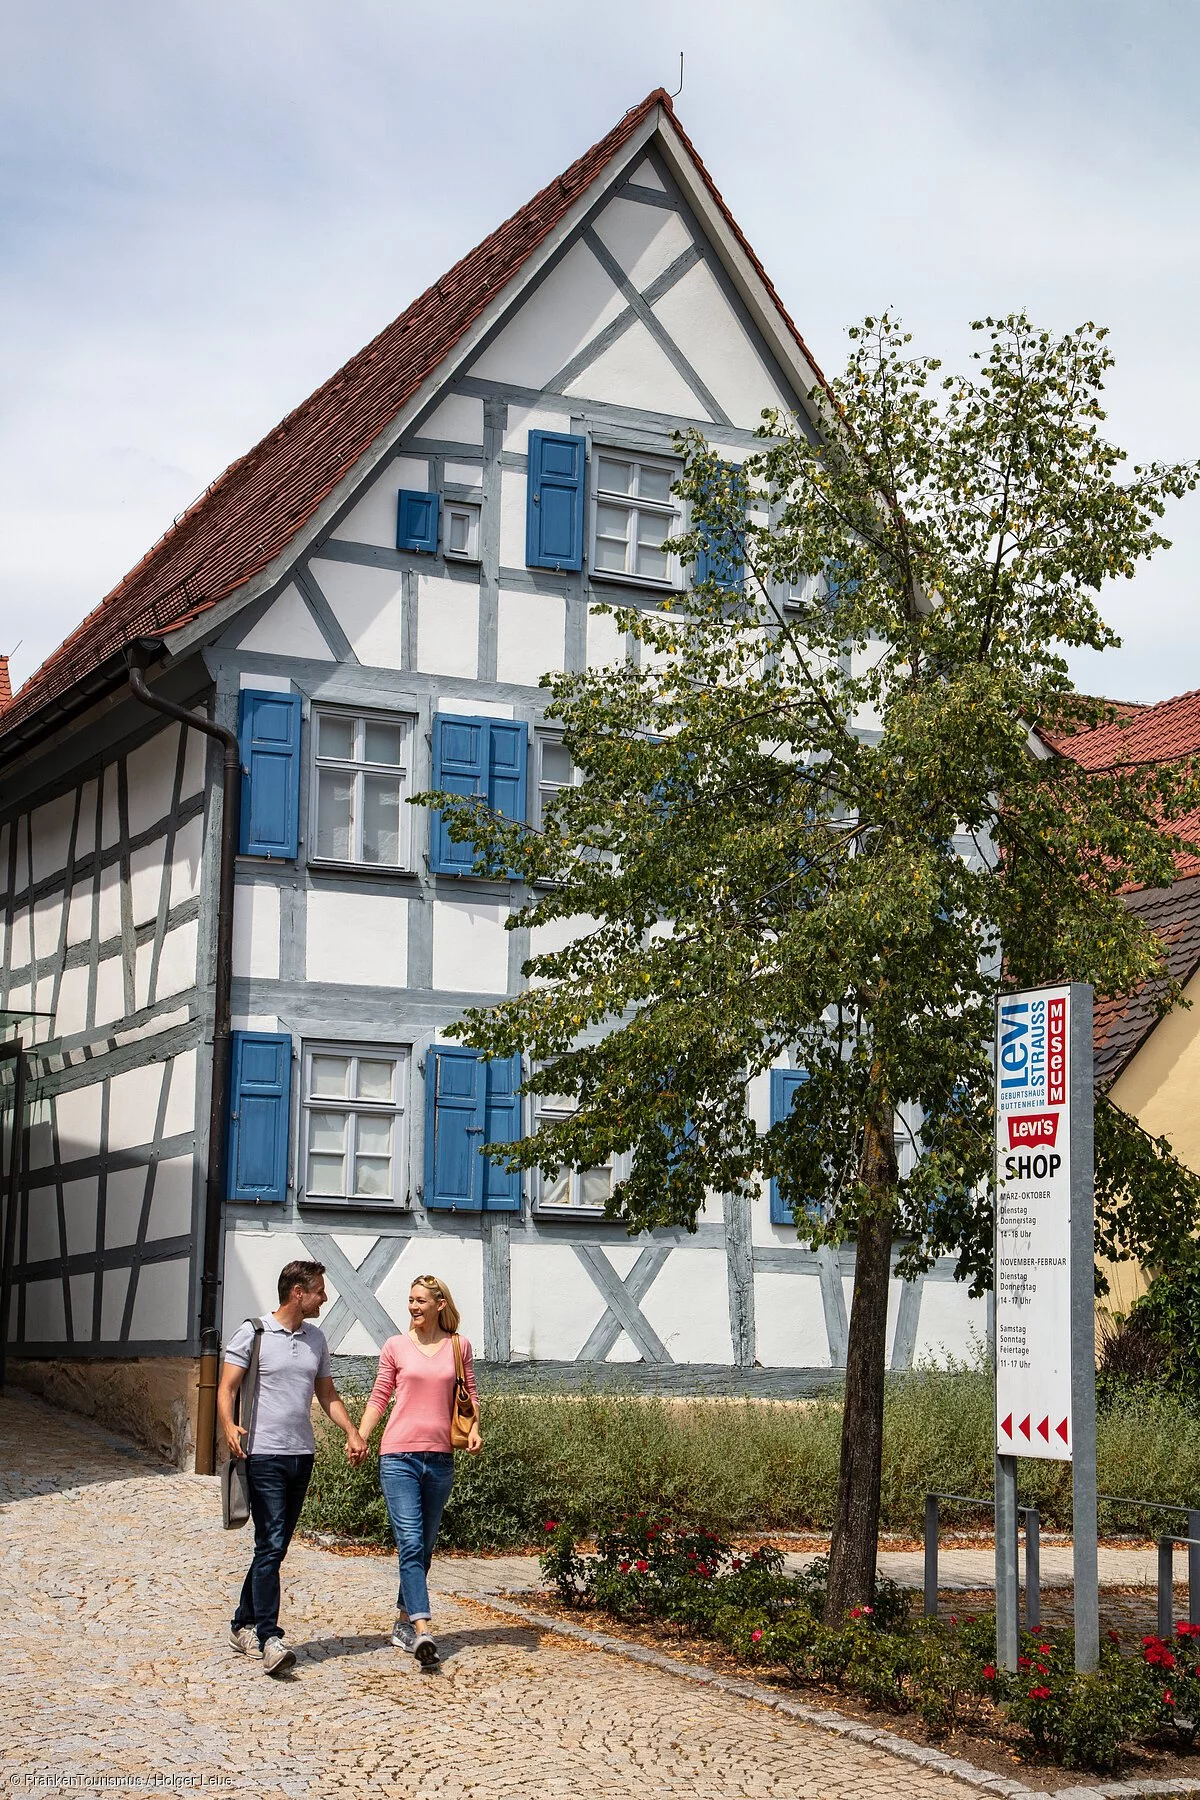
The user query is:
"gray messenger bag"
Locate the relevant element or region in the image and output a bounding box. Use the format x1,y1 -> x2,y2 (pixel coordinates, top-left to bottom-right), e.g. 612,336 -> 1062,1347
220,1319 -> 264,1530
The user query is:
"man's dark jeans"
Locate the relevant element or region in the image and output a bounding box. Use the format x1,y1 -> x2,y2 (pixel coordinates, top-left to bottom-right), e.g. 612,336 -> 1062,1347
231,1454 -> 314,1647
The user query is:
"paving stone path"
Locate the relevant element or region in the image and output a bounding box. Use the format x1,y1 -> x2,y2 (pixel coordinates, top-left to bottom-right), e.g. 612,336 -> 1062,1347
0,1390 -> 988,1800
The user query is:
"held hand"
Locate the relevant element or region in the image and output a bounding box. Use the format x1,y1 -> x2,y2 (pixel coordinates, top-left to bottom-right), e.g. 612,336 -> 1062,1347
345,1429 -> 368,1466
224,1422 -> 248,1461
466,1426 -> 483,1455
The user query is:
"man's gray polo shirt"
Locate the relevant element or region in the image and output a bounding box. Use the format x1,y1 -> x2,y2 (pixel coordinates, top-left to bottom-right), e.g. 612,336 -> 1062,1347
223,1315 -> 331,1455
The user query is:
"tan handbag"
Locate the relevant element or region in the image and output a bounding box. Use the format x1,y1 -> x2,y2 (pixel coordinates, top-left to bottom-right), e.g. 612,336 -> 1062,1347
450,1333 -> 476,1450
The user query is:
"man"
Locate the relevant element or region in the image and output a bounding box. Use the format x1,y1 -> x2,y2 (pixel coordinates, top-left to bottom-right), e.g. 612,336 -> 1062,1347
218,1258 -> 365,1675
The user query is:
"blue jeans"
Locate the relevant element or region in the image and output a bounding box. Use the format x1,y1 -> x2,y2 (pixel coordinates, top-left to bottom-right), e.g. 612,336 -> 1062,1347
378,1452 -> 455,1622
231,1454 -> 314,1647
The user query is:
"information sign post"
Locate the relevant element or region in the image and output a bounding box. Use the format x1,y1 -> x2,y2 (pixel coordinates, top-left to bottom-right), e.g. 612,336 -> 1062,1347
994,982 -> 1098,1672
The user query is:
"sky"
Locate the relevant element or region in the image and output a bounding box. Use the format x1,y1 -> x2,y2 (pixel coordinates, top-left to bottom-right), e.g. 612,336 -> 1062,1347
1,0 -> 1198,703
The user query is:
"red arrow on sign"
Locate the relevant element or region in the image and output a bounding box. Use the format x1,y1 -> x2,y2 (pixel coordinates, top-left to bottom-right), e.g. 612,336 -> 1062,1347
1037,1417 -> 1050,1441
1019,1415 -> 1031,1439
1056,1418 -> 1069,1443
1000,1414 -> 1013,1437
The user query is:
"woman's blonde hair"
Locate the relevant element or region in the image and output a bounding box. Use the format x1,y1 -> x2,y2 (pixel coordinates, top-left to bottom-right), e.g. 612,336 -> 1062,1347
411,1274 -> 461,1334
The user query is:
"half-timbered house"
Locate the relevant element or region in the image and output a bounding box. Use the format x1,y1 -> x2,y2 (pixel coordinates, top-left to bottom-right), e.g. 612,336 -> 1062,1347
0,91 -> 986,1462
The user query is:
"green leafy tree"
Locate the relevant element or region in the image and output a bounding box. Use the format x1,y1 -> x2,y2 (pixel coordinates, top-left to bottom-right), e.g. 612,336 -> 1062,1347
417,313 -> 1200,1619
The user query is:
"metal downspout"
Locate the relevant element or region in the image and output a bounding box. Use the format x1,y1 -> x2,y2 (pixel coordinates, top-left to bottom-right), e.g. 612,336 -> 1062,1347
127,645 -> 239,1476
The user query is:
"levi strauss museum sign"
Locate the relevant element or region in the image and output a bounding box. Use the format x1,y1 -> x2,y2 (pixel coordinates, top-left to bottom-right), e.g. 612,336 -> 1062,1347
994,984 -> 1074,1461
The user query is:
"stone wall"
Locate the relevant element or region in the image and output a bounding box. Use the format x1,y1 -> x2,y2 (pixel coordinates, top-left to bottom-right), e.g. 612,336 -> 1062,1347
7,1356 -> 200,1469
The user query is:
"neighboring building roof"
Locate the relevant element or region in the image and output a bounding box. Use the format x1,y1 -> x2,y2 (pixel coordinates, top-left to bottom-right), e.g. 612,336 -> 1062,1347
0,90 -> 825,749
1092,874 -> 1200,1089
1048,689 -> 1200,1083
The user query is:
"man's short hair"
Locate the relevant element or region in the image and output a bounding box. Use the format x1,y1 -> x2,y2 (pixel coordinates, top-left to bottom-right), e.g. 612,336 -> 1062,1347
277,1259 -> 326,1305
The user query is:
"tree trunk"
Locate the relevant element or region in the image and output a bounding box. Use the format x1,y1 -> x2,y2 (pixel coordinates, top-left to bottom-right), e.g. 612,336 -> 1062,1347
823,1112 -> 895,1624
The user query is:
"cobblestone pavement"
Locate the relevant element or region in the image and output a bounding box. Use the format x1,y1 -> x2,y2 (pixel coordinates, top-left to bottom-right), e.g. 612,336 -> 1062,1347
0,1391 -> 988,1800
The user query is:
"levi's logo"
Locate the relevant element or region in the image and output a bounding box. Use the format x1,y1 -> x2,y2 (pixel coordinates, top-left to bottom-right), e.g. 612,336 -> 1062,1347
1007,1113 -> 1059,1149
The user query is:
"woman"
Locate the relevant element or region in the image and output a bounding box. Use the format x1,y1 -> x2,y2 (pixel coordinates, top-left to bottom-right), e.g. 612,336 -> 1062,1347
356,1274 -> 482,1667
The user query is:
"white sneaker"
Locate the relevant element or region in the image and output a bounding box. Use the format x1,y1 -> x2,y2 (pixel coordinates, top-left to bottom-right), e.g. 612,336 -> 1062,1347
229,1626 -> 259,1655
413,1633 -> 439,1669
391,1616 -> 415,1650
262,1637 -> 296,1677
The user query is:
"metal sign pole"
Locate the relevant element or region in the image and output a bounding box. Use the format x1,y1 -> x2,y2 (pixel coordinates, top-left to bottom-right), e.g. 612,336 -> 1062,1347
994,1451 -> 1020,1669
1069,983 -> 1099,1671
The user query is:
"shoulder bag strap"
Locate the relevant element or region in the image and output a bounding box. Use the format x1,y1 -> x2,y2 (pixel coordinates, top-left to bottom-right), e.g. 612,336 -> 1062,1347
235,1319 -> 265,1447
452,1332 -> 465,1388
451,1332 -> 474,1418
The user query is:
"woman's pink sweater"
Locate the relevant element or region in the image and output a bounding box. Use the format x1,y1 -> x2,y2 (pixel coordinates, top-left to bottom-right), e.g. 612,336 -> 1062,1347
368,1333 -> 479,1454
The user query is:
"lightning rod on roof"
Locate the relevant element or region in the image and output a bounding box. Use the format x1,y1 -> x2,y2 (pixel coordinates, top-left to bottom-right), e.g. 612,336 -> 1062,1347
670,52 -> 684,98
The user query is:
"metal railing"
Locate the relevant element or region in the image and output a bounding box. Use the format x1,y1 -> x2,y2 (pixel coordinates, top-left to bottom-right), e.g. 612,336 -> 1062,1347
924,1492 -> 1041,1629
1157,1535 -> 1200,1638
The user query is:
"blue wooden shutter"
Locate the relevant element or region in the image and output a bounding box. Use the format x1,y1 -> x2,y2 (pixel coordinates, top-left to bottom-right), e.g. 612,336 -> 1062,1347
526,431 -> 586,570
769,1067 -> 809,1225
397,489 -> 440,554
227,1031 -> 292,1203
238,690 -> 302,859
430,714 -> 488,875
482,1054 -> 523,1211
487,720 -> 528,824
424,1047 -> 485,1210
694,463 -> 745,594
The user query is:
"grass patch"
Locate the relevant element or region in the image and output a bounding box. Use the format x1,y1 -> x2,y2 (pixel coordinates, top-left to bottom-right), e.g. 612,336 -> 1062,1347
302,1367 -> 1200,1550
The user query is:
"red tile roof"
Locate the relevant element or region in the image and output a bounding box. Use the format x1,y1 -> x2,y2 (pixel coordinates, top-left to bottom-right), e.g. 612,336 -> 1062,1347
1,92 -> 825,748
1049,689 -> 1200,880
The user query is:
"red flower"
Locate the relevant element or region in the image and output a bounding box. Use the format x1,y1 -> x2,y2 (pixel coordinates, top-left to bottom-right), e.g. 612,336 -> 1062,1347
983,1665 -> 996,1681
635,1560 -> 649,1574
1037,1664 -> 1049,1675
1028,1686 -> 1052,1700
544,1520 -> 558,1532
1107,1630 -> 1120,1643
1164,1689 -> 1176,1707
618,1561 -> 630,1574
850,1607 -> 862,1619
862,1605 -> 873,1616
949,1615 -> 957,1626
750,1628 -> 763,1643
1018,1655 -> 1032,1669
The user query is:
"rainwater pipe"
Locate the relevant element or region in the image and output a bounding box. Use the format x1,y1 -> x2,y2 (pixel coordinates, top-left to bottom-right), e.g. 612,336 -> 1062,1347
127,644 -> 239,1476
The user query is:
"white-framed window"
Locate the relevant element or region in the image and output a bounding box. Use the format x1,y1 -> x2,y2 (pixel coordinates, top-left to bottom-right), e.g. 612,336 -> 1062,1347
591,451 -> 681,586
444,500 -> 481,562
301,1043 -> 409,1204
311,708 -> 414,868
533,732 -> 580,831
531,1091 -> 616,1214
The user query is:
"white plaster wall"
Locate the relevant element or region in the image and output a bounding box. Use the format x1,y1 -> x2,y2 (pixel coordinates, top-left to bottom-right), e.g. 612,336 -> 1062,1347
312,559 -> 403,667
155,920 -> 199,1001
496,589 -> 566,687
753,1272 -> 832,1367
69,1273 -> 93,1330
181,721 -> 207,800
417,576 -> 478,678
437,696 -> 514,720
498,468 -> 529,570
587,605 -> 626,670
126,727 -> 181,836
24,1280 -> 66,1342
7,899 -> 30,976
147,1155 -> 194,1241
331,466 -> 402,548
509,1242 -> 606,1361
329,1233 -> 375,1271
107,1062 -> 165,1155
233,883 -> 281,981
470,238 -> 626,389
170,815 -> 204,906
101,767 -> 120,851
222,1231 -> 341,1331
6,981 -> 31,1017
431,898 -> 509,993
30,791 -> 75,883
128,1258 -> 191,1340
638,1248 -> 734,1363
444,460 -> 482,487
651,260 -> 791,428
502,402 -> 574,456
306,889 -> 408,988
337,1322 -> 384,1356
419,393 -> 485,445
606,1330 -> 642,1363
25,1187 -> 59,1262
593,196 -> 694,292
100,1268 -> 130,1339
98,861 -> 121,944
848,643 -> 884,732
33,892 -> 60,960
129,838 -> 164,928
93,956 -> 124,1028
163,1049 -> 197,1138
238,671 -> 292,693
104,1165 -> 147,1248
56,1084 -> 102,1160
565,319 -> 699,416
374,1237 -> 485,1349
910,1280 -> 988,1369
63,1179 -> 99,1256
238,585 -> 334,660
629,156 -> 665,190
55,962 -> 89,1037
527,912 -> 599,985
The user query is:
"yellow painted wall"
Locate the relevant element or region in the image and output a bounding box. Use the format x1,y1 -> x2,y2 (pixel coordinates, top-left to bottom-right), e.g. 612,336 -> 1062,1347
1099,966 -> 1200,1314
